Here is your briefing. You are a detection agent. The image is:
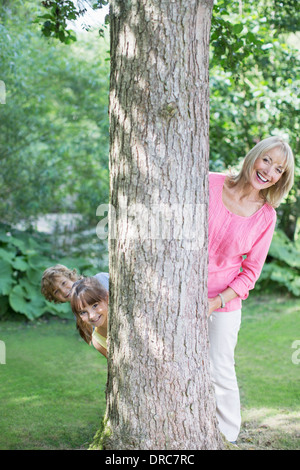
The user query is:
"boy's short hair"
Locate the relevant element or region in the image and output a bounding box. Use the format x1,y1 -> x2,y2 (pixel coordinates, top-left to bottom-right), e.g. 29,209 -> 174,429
41,264 -> 83,303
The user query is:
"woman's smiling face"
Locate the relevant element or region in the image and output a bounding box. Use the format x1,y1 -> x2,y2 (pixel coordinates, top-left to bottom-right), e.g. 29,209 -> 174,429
251,146 -> 285,191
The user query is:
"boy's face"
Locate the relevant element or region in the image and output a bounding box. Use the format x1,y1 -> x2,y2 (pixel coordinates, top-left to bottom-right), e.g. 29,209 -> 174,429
52,276 -> 74,303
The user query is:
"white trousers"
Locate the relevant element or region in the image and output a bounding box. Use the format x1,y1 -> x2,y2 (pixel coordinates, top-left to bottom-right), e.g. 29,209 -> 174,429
208,309 -> 242,442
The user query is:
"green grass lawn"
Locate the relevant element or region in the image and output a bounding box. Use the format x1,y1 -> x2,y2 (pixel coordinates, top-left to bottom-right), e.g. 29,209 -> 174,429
236,294 -> 300,449
0,294 -> 299,450
0,318 -> 107,450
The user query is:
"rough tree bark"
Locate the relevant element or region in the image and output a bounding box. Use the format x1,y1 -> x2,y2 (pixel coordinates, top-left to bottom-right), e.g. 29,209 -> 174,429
93,0 -> 224,450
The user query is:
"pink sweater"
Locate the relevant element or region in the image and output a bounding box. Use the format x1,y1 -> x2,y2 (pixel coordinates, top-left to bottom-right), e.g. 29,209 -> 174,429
208,172 -> 277,312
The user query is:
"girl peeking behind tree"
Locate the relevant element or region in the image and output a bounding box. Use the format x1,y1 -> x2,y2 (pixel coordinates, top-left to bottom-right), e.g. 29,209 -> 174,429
70,277 -> 109,359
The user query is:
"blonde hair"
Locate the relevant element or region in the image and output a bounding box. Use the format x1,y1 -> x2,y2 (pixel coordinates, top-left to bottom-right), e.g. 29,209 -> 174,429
41,264 -> 83,303
228,136 -> 294,208
71,277 -> 108,345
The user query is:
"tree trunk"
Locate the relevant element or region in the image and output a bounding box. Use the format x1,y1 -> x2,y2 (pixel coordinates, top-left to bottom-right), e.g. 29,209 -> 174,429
94,0 -> 223,450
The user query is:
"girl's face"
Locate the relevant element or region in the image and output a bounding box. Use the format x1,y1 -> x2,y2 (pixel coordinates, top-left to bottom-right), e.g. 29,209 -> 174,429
52,276 -> 74,303
251,147 -> 285,191
79,298 -> 108,330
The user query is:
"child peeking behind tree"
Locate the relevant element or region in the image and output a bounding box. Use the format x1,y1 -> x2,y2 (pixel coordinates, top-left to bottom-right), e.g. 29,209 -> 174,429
41,264 -> 109,304
70,276 -> 109,359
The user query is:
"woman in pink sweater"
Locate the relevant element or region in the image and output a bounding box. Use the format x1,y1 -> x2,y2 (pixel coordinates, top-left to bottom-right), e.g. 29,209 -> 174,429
207,136 -> 294,444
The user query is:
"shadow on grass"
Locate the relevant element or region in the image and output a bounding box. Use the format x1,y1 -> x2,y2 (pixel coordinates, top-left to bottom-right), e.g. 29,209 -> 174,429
239,408 -> 300,450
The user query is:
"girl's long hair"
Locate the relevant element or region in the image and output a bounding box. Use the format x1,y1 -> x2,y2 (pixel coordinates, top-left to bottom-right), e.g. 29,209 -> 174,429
70,277 -> 108,345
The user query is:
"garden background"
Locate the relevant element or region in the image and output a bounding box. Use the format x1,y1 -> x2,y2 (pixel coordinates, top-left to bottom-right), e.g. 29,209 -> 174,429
0,0 -> 299,450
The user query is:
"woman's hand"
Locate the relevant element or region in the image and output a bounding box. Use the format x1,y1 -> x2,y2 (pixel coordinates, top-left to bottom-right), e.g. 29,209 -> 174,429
208,296 -> 222,317
208,288 -> 239,317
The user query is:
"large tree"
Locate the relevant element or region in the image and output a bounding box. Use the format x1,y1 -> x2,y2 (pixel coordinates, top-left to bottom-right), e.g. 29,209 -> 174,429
92,0 -> 223,450
34,0 -> 300,449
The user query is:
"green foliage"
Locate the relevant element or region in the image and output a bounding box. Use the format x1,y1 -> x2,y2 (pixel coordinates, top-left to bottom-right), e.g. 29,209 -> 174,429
0,1 -> 110,315
0,3 -> 110,228
0,224 -> 95,321
257,230 -> 300,296
36,0 -> 108,42
210,1 -> 300,161
272,0 -> 300,34
211,3 -> 264,74
37,0 -> 79,43
211,0 -> 300,75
